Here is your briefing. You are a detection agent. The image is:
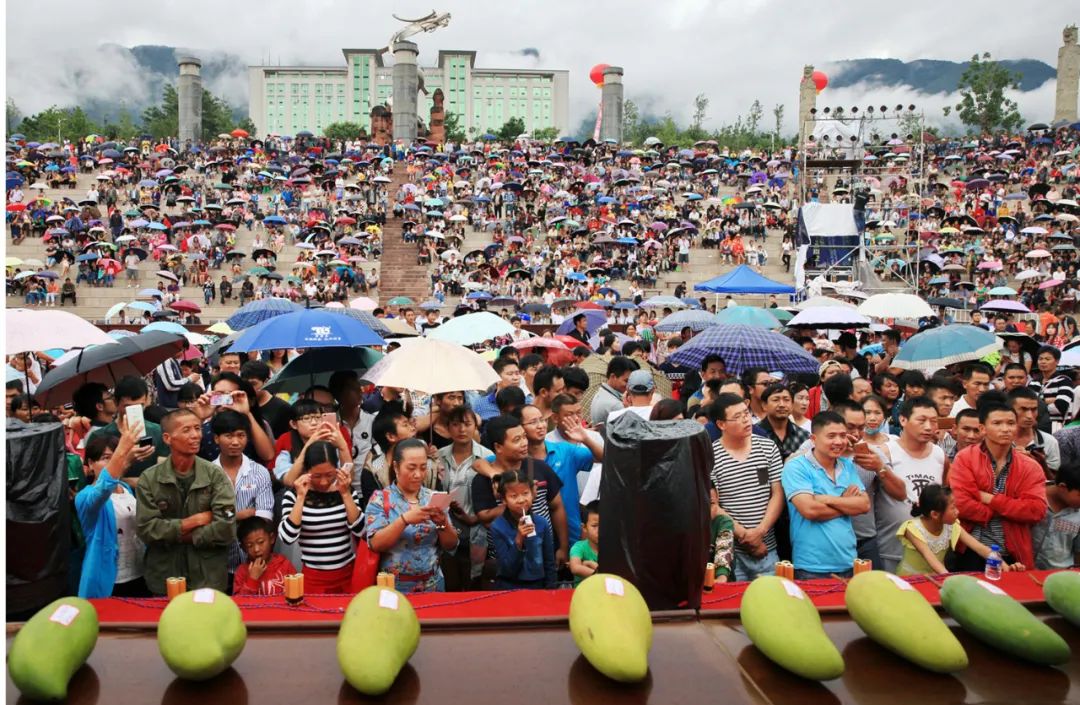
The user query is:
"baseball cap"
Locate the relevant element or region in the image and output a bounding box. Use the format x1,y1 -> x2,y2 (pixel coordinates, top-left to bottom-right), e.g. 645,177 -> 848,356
627,369 -> 655,394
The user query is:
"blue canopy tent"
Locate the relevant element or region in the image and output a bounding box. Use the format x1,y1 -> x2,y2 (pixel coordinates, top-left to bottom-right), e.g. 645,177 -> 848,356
693,265 -> 795,295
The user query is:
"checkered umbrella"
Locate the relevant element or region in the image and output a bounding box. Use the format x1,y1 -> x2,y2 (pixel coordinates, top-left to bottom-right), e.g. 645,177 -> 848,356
668,324 -> 818,376
226,297 -> 302,330
655,309 -> 721,333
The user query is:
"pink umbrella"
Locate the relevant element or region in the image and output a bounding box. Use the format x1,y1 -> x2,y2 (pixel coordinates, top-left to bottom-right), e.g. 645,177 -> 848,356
977,260 -> 1003,271
1039,278 -> 1065,290
510,337 -> 570,351
349,296 -> 378,311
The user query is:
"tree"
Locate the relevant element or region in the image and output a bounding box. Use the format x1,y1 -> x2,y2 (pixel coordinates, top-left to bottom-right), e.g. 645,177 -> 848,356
323,122 -> 364,140
444,111 -> 466,142
17,106 -> 100,142
496,117 -> 526,142
747,100 -> 763,136
950,53 -> 1023,134
7,98 -> 21,134
236,117 -> 257,135
691,93 -> 709,132
772,103 -> 785,144
532,126 -> 558,142
622,99 -> 640,142
142,83 -> 241,142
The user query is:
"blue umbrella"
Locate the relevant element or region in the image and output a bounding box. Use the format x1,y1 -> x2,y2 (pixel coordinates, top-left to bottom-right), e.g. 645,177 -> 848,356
138,179 -> 158,188
555,309 -> 608,336
127,301 -> 159,313
669,324 -> 818,375
613,301 -> 638,310
714,306 -> 782,329
465,291 -> 493,300
892,325 -> 1001,371
264,215 -> 287,224
75,253 -> 100,262
229,309 -> 385,353
141,321 -> 187,336
566,272 -> 587,282
656,309 -> 721,333
226,297 -> 302,330
147,222 -> 168,231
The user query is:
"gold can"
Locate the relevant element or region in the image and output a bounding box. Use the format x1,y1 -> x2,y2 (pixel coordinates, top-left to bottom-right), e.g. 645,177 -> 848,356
285,574 -> 304,605
703,563 -> 716,592
166,577 -> 187,601
777,561 -> 795,581
853,559 -> 872,575
377,572 -> 396,589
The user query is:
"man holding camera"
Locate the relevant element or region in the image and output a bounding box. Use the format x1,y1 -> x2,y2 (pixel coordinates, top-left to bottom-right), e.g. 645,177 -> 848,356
84,376 -> 168,484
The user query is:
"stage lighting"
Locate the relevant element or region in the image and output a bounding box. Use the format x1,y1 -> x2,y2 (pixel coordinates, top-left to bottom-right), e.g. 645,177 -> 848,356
823,107 -> 831,114
908,104 -> 916,112
867,106 -> 875,113
810,108 -> 818,115
851,107 -> 859,113
880,105 -> 888,113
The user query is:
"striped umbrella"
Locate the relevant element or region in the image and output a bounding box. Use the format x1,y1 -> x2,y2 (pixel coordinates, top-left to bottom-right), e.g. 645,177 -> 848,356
669,325 -> 818,375
655,309 -> 721,333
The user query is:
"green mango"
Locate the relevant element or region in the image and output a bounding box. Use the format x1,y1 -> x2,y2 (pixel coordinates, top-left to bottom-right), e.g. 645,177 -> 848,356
338,586 -> 420,695
157,588 -> 247,680
1043,571 -> 1080,627
569,573 -> 653,683
740,576 -> 844,680
940,574 -> 1070,665
7,597 -> 99,701
845,571 -> 967,673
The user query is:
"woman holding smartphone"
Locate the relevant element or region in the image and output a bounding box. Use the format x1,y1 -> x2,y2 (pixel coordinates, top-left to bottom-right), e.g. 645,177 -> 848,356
366,438 -> 458,593
278,441 -> 363,593
75,418 -> 149,597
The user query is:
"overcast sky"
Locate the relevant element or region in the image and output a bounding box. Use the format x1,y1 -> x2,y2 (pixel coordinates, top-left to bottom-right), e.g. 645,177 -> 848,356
6,1 -> 1077,131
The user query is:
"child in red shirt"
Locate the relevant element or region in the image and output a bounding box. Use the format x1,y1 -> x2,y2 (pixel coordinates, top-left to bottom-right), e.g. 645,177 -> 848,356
232,517 -> 296,596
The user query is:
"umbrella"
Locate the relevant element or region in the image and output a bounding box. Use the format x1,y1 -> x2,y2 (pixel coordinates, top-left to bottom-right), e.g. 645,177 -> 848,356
554,309 -> 608,336
794,296 -> 857,310
786,306 -> 872,329
228,309 -> 385,353
639,295 -> 687,309
858,293 -> 934,319
387,296 -> 414,306
226,297 -> 303,330
987,286 -> 1017,296
33,331 -> 187,406
349,297 -> 379,311
509,337 -> 570,352
141,321 -> 188,336
155,270 -> 179,282
361,338 -> 499,395
655,309 -> 722,333
714,306 -> 782,329
169,300 -> 202,313
426,312 -> 516,346
998,332 -> 1040,358
264,347 -> 384,394
979,300 -> 1031,313
668,324 -> 819,375
892,325 -> 1001,371
6,309 -> 116,354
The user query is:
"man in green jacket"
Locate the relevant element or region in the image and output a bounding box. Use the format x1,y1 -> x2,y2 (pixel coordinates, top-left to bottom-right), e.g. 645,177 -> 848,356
136,408 -> 237,595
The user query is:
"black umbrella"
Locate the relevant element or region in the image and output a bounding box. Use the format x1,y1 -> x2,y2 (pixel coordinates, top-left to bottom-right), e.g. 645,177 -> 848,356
927,297 -> 966,309
997,332 -> 1040,357
34,331 -> 186,406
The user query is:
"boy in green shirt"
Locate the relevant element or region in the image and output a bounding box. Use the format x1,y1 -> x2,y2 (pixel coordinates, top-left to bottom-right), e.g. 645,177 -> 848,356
569,501 -> 600,586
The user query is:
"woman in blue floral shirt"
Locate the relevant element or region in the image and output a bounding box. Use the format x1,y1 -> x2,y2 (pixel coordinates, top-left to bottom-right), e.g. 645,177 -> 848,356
367,438 -> 458,593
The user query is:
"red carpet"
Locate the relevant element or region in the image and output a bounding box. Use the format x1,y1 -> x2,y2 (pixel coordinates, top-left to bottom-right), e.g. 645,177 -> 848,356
89,570 -> 1064,625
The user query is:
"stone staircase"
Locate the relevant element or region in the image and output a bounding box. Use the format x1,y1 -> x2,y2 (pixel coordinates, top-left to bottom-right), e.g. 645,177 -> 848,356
375,166 -> 432,306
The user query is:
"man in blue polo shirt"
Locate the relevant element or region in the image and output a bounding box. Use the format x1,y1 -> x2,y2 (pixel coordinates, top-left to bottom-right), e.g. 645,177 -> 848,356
781,410 -> 870,580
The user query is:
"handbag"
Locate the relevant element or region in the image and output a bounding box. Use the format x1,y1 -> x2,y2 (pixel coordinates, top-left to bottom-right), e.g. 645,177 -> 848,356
350,488 -> 391,592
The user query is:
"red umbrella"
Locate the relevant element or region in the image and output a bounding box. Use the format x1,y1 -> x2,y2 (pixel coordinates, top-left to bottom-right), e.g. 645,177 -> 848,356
169,300 -> 202,313
6,203 -> 27,212
575,301 -> 604,310
553,334 -> 589,350
215,223 -> 237,231
335,216 -> 357,225
230,128 -> 249,138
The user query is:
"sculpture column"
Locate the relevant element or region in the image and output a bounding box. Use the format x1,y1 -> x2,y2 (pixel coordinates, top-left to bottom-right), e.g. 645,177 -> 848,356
600,66 -> 624,144
798,65 -> 818,147
392,41 -> 419,143
1054,25 -> 1079,124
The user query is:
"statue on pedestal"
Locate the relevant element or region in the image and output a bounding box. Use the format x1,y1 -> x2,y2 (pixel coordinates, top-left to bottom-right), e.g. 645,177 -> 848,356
429,89 -> 446,144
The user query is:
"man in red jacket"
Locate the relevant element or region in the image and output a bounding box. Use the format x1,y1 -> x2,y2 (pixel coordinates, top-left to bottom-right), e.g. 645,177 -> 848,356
947,403 -> 1046,571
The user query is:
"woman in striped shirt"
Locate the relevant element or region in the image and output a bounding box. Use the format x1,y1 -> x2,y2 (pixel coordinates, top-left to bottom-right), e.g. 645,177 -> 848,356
279,441 -> 363,594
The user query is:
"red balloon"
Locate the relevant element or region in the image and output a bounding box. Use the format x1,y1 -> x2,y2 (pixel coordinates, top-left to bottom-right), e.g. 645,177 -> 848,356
812,70 -> 828,93
589,63 -> 610,88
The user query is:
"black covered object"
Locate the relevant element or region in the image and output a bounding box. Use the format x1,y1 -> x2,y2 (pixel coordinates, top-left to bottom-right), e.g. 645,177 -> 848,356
599,413 -> 712,610
6,420 -> 70,616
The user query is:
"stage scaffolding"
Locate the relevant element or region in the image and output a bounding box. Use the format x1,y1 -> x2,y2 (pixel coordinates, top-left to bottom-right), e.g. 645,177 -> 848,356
797,107 -> 927,294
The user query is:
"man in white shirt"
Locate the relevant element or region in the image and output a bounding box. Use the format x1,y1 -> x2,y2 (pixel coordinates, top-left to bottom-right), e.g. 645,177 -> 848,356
950,362 -> 992,416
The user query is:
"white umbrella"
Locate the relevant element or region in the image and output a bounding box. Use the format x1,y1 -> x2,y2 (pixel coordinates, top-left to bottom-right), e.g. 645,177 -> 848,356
857,293 -> 934,319
787,306 -> 871,328
104,302 -> 128,322
6,309 -> 116,354
184,331 -> 212,346
1026,249 -> 1052,259
1015,269 -> 1046,281
361,338 -> 499,395
427,312 -> 515,346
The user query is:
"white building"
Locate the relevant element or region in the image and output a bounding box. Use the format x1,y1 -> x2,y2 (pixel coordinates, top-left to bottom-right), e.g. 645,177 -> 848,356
248,50 -> 569,139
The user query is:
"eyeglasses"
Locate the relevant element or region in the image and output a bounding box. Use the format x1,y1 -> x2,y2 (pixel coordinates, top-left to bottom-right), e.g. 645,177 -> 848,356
724,411 -> 752,423
297,414 -> 323,424
522,418 -> 547,428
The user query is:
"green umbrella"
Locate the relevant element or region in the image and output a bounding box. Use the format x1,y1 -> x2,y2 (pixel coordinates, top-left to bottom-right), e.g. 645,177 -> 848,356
772,308 -> 795,323
264,347 -> 384,394
214,183 -> 232,190
123,209 -> 141,217
388,296 -> 414,306
248,266 -> 270,276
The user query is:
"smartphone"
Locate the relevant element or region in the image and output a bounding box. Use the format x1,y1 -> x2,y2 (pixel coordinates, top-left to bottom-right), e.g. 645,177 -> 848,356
936,416 -> 955,431
63,402 -> 73,410
138,437 -> 155,448
321,412 -> 338,427
210,393 -> 234,407
125,403 -> 145,431
853,441 -> 870,455
427,491 -> 451,511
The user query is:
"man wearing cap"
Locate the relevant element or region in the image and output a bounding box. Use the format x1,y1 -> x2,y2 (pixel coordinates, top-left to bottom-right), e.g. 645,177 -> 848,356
607,370 -> 657,422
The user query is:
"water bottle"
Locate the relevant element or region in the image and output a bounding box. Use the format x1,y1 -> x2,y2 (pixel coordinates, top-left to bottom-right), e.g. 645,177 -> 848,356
984,544 -> 1003,581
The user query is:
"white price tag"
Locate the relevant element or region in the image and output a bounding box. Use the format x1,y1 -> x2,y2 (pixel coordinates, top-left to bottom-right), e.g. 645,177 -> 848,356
49,604 -> 80,626
780,578 -> 805,600
886,574 -> 915,592
605,577 -> 625,597
977,579 -> 1007,596
193,588 -> 216,604
379,590 -> 400,610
